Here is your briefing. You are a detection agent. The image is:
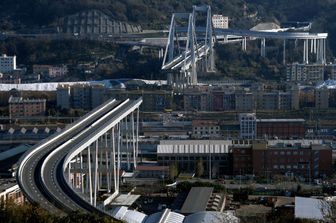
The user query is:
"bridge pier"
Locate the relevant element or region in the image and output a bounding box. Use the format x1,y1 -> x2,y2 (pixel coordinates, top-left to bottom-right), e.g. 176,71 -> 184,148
283,40 -> 286,65
65,107 -> 140,208
242,37 -> 247,51
303,39 -> 309,64
316,39 -> 326,64
260,38 -> 266,57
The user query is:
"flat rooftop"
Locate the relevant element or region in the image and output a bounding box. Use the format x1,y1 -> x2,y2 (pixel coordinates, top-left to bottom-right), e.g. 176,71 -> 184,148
110,194 -> 140,206
257,119 -> 305,123
180,187 -> 213,214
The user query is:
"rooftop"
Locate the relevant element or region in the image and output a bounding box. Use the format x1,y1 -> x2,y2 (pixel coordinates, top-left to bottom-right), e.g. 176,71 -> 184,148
295,197 -> 329,220
135,165 -> 169,171
180,187 -> 213,214
8,96 -> 46,103
257,119 -> 305,123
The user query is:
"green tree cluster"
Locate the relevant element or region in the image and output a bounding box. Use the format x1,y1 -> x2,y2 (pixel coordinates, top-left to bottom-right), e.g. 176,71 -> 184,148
196,158 -> 204,177
169,162 -> 178,180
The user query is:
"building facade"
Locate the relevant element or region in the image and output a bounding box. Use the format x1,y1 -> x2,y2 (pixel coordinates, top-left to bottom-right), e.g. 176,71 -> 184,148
315,87 -> 329,109
33,64 -> 68,78
9,96 -> 46,118
286,63 -> 325,83
157,140 -> 233,178
0,181 -> 25,204
212,15 -> 229,29
192,120 -> 220,139
56,84 -> 105,110
0,54 -> 16,73
239,113 -> 257,140
256,119 -> 305,139
232,140 -> 332,179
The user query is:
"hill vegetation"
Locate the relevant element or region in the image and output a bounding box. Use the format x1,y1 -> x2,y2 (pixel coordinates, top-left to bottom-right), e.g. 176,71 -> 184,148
0,201 -> 121,223
0,0 -> 335,81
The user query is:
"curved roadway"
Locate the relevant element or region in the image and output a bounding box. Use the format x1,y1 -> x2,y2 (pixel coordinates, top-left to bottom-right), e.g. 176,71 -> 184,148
40,99 -> 141,213
16,98 -> 131,214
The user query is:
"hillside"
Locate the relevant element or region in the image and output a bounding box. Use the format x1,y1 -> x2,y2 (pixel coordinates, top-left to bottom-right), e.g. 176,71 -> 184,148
0,0 -> 251,30
0,1 -> 335,53
0,0 -> 335,82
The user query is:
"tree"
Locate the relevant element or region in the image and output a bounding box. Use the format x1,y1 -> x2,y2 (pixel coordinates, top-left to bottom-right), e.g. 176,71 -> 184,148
196,158 -> 204,177
169,163 -> 178,180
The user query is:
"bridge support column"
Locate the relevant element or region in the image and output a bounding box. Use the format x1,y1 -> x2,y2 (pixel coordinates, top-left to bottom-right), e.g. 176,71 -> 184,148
80,152 -> 84,194
68,162 -> 71,187
283,40 -> 286,65
242,37 -> 247,51
94,140 -> 98,207
88,146 -> 93,205
111,127 -> 118,193
323,39 -> 326,64
117,123 -> 121,191
105,133 -> 111,193
136,108 -> 139,159
124,119 -> 130,170
260,38 -> 266,57
158,48 -> 164,58
99,138 -> 103,190
303,39 -> 309,64
316,39 -> 326,64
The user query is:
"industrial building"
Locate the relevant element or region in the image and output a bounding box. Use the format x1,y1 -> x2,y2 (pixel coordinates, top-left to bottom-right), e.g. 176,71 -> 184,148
256,119 -> 305,139
157,140 -> 233,177
232,140 -> 332,178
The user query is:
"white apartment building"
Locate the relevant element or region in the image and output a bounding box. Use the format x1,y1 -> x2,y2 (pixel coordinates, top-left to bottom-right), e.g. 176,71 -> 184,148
0,54 -> 16,73
286,63 -> 324,82
212,14 -> 229,29
239,113 -> 257,140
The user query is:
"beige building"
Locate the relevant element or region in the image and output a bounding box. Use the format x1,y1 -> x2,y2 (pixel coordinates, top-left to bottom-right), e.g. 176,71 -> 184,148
33,64 -> 68,78
192,120 -> 220,139
0,179 -> 25,204
9,96 -> 46,118
212,14 -> 229,29
287,63 -> 324,82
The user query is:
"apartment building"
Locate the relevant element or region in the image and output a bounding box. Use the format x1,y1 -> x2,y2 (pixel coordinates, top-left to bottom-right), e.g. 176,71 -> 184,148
33,64 -> 68,78
287,63 -> 325,82
192,120 -> 220,139
0,54 -> 16,73
212,14 -> 229,29
239,113 -> 257,140
9,96 -> 46,118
